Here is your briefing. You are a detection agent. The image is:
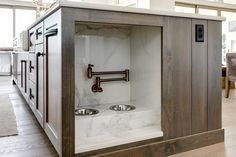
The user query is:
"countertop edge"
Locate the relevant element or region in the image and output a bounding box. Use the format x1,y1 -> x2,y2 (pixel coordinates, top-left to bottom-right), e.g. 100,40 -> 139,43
27,1 -> 225,31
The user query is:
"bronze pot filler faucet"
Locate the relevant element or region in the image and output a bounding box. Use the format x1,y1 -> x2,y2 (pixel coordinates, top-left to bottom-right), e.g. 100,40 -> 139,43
87,64 -> 129,93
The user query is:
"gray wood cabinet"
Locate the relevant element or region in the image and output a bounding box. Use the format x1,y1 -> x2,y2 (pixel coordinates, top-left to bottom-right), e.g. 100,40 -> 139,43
162,17 -> 192,139
13,6 -> 223,157
44,10 -> 62,155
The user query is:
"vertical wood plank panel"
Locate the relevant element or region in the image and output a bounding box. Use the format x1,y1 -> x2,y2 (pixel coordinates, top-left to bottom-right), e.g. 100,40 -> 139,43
61,8 -> 75,157
208,21 -> 222,131
163,17 -> 192,139
191,20 -> 208,134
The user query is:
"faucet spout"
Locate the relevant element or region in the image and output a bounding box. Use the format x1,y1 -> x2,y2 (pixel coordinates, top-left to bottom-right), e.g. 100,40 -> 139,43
92,77 -> 103,93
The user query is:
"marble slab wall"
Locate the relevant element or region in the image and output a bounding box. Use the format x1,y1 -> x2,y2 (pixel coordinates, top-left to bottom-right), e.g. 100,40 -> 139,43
75,24 -> 131,107
75,24 -> 162,111
130,26 -> 162,128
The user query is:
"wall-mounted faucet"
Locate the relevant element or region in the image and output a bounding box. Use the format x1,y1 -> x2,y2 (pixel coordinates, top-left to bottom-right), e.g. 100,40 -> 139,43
87,64 -> 129,93
92,77 -> 103,93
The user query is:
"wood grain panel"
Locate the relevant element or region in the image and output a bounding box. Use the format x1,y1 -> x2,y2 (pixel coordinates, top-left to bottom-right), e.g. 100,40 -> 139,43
78,129 -> 224,157
61,8 -> 75,157
191,20 -> 208,134
67,8 -> 165,27
44,10 -> 62,155
162,17 -> 192,139
207,21 -> 222,131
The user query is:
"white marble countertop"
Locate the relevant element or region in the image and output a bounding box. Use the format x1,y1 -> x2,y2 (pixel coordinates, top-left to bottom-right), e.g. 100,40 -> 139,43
28,1 -> 225,30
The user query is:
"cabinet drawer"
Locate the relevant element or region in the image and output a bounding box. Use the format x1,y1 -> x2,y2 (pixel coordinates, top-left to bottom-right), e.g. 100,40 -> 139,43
29,53 -> 36,83
28,80 -> 36,111
35,22 -> 44,44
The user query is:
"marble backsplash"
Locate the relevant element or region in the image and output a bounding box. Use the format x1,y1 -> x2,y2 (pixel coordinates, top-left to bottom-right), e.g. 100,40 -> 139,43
75,24 -> 162,109
75,24 -> 131,107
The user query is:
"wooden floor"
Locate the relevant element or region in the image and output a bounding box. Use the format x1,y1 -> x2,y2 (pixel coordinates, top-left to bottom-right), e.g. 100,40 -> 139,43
1,76 -> 236,157
0,76 -> 58,157
170,89 -> 236,157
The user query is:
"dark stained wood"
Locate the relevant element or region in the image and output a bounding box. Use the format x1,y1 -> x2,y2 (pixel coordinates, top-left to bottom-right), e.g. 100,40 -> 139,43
162,17 -> 192,139
207,21 -> 222,131
0,77 -> 58,157
25,7 -> 223,157
191,19 -> 208,134
61,8 -> 75,157
67,7 -> 166,27
80,129 -> 224,157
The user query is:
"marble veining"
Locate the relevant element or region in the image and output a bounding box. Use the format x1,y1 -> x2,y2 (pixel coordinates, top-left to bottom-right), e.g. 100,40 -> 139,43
75,24 -> 131,107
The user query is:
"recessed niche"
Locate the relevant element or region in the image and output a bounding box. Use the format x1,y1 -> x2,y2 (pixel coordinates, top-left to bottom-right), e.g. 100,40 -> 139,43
74,22 -> 163,153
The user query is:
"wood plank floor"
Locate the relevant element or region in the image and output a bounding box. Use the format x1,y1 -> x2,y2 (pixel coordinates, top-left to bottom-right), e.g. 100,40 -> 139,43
0,76 -> 58,157
169,89 -> 236,157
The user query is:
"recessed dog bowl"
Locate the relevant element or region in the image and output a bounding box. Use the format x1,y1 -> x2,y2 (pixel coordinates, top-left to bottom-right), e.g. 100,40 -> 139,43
110,104 -> 136,111
75,108 -> 99,116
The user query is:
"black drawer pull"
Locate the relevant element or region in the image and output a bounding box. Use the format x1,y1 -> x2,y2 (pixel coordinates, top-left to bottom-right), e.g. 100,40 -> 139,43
45,28 -> 58,37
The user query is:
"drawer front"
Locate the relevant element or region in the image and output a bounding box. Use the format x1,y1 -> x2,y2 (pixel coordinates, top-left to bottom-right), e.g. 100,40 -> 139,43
28,80 -> 36,111
29,53 -> 36,83
35,22 -> 44,44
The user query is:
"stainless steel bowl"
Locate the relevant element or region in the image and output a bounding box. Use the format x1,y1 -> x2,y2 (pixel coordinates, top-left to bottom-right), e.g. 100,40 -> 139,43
110,104 -> 136,111
75,108 -> 99,116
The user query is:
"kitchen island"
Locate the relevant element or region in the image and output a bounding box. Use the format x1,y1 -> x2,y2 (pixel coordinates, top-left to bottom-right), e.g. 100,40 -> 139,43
12,1 -> 225,157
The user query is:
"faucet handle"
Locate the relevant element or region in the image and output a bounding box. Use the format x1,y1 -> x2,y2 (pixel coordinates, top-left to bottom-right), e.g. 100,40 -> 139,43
88,64 -> 94,78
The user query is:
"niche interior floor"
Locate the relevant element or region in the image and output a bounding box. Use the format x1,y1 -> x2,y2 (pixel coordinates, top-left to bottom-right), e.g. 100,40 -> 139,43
0,76 -> 58,157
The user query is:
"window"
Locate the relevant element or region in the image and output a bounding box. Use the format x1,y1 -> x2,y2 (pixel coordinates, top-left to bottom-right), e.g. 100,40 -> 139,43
221,11 -> 236,65
199,8 -> 218,16
15,9 -> 36,36
175,6 -> 195,14
0,8 -> 13,47
0,7 -> 36,48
